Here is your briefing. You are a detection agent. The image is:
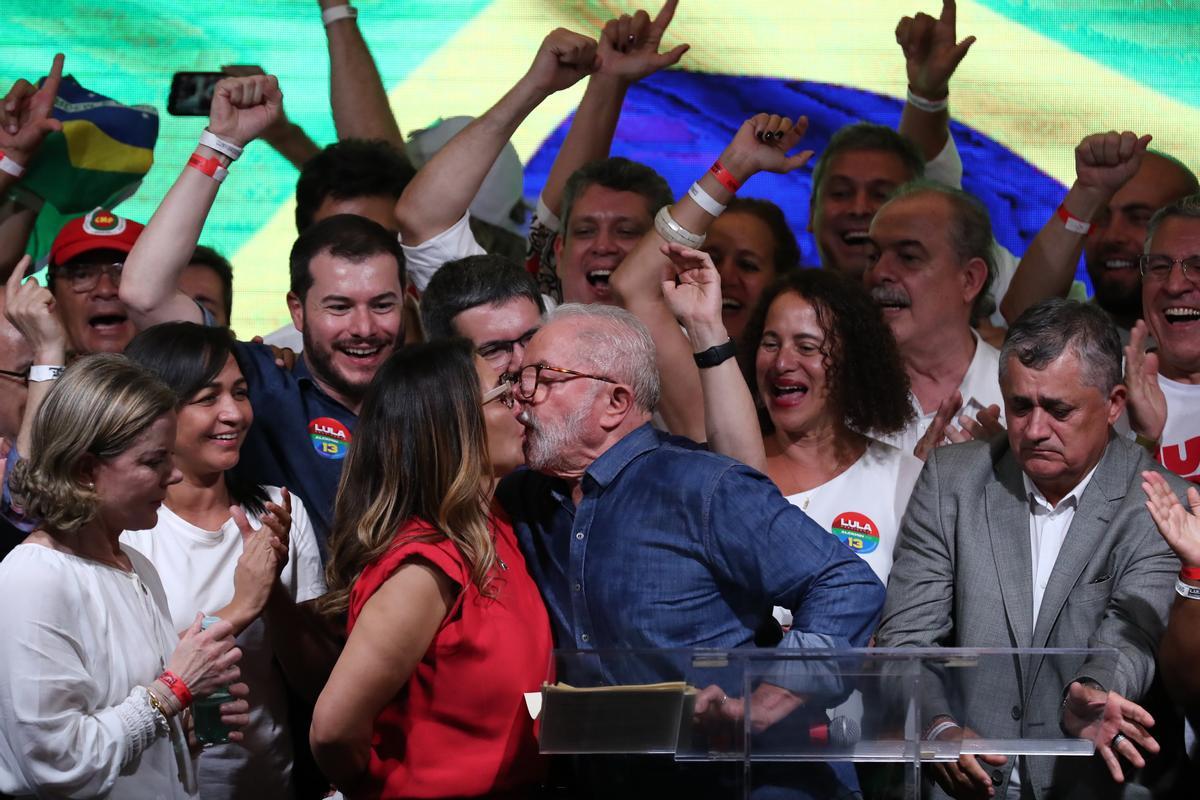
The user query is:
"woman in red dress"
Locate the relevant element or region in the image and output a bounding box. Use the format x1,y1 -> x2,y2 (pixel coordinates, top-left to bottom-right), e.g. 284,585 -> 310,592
311,339 -> 552,799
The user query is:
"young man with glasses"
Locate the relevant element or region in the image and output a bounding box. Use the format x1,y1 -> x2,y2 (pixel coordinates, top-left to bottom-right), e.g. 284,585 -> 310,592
420,254 -> 548,376
1124,194 -> 1200,484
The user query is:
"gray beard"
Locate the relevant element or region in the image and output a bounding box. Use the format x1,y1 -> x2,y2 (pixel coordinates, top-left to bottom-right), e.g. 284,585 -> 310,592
520,399 -> 595,475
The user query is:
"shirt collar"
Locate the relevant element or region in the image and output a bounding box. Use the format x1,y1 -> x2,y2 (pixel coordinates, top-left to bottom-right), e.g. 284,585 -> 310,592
1022,461 -> 1099,514
293,353 -> 316,386
584,423 -> 660,490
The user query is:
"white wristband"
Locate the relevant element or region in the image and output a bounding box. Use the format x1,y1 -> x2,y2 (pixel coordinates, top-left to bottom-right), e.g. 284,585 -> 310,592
29,365 -> 64,383
0,152 -> 26,178
688,182 -> 727,217
1176,579 -> 1200,601
199,129 -> 244,162
654,206 -> 706,249
925,719 -> 962,741
906,88 -> 948,114
322,4 -> 358,25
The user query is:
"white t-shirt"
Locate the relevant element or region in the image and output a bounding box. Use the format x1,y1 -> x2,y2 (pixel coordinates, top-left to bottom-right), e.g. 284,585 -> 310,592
0,544 -> 197,799
1157,374 -> 1200,483
783,440 -> 923,583
880,332 -> 1006,457
121,487 -> 326,800
773,440 -> 922,627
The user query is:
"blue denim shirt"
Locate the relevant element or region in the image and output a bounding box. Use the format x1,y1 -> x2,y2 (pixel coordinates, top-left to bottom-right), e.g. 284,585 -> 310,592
497,424 -> 885,683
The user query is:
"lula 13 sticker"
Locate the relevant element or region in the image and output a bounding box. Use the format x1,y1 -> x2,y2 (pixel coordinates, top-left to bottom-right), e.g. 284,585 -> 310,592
831,511 -> 879,554
309,416 -> 351,459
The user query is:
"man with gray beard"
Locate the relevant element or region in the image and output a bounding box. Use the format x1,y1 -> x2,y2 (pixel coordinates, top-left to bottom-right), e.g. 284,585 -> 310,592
864,180 -> 1005,458
495,302 -> 884,799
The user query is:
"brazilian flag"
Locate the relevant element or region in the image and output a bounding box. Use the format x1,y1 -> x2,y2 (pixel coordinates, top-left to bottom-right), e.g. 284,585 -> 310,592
22,75 -> 158,269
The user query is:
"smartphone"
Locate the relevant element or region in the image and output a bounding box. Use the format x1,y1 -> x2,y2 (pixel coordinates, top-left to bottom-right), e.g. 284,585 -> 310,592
168,71 -> 222,116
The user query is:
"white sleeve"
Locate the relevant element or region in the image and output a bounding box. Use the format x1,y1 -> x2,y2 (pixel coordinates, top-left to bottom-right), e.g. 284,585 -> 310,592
987,242 -> 1020,327
400,212 -> 487,294
924,133 -> 963,190
278,490 -> 327,603
0,583 -> 164,795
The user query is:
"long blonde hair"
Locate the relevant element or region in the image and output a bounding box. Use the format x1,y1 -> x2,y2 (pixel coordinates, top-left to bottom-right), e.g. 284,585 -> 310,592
321,339 -> 494,615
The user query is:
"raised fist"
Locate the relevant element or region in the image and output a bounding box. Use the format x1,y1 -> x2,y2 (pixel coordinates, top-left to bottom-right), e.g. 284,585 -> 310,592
207,74 -> 284,149
896,0 -> 975,100
0,53 -> 65,169
1075,130 -> 1152,195
596,0 -> 689,84
525,28 -> 599,95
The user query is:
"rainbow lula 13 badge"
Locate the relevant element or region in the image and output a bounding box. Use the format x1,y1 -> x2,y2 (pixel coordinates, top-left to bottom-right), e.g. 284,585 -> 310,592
831,511 -> 879,555
308,416 -> 351,459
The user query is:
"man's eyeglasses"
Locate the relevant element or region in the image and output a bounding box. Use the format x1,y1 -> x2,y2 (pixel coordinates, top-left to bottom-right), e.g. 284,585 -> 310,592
1138,254 -> 1200,283
52,262 -> 124,293
510,363 -> 616,402
481,378 -> 516,409
477,330 -> 537,366
0,367 -> 29,386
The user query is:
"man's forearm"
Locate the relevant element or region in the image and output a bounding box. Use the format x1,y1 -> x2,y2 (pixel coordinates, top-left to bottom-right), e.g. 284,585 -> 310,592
119,148 -> 225,327
999,182 -> 1110,323
262,121 -> 321,170
541,73 -> 628,216
395,77 -> 549,245
0,201 -> 36,282
322,3 -> 405,148
898,102 -> 949,163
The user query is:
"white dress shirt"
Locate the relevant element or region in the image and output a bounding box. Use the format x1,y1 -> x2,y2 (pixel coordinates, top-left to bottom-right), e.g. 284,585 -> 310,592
1008,464 -> 1098,798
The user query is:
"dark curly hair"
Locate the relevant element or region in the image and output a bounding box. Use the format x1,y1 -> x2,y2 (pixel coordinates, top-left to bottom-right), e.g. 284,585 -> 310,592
740,269 -> 914,437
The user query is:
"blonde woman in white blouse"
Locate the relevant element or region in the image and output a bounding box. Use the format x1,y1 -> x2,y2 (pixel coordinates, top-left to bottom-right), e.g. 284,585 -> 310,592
0,355 -> 248,799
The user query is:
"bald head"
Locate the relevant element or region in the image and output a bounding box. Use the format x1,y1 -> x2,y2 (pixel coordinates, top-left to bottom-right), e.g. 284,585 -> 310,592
0,287 -> 33,440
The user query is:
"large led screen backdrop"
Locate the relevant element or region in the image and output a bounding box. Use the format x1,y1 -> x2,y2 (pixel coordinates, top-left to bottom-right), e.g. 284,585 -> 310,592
6,1 -> 1198,336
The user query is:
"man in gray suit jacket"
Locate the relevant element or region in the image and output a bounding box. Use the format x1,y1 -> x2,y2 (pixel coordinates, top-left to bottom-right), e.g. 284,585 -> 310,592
876,298 -> 1191,800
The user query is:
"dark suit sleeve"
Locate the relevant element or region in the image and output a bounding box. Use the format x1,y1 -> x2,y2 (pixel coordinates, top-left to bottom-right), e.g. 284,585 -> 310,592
1075,465 -> 1181,698
875,451 -> 958,725
877,451 -> 957,649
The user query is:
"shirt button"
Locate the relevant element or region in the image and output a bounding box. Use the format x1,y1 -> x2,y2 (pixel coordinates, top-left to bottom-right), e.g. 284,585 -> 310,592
990,769 -> 1003,786
1010,704 -> 1022,721
575,531 -> 585,540
573,583 -> 582,592
580,633 -> 590,643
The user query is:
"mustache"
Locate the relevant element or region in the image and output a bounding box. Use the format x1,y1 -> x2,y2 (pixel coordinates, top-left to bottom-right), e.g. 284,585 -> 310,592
332,336 -> 391,350
517,409 -> 538,430
870,285 -> 911,306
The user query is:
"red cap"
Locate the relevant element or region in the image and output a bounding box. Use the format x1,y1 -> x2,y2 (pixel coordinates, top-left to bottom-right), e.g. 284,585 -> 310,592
49,208 -> 145,267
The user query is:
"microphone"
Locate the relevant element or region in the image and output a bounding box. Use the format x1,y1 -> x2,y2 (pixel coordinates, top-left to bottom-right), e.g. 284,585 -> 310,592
807,716 -> 861,747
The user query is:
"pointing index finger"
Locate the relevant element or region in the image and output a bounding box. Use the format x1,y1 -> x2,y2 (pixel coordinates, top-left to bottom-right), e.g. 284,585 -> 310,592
941,0 -> 957,26
652,0 -> 679,32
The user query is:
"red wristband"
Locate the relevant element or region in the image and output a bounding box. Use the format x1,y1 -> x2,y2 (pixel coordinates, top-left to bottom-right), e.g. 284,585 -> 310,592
187,152 -> 228,184
1181,567 -> 1200,582
1056,204 -> 1092,235
709,161 -> 742,193
158,670 -> 193,707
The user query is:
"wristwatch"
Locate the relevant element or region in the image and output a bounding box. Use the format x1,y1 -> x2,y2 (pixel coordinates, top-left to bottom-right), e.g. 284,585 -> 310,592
693,339 -> 737,369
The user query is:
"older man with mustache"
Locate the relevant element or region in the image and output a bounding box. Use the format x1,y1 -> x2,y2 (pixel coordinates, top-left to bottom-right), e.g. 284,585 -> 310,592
864,180 -> 1005,457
